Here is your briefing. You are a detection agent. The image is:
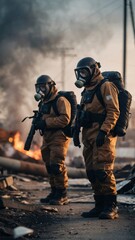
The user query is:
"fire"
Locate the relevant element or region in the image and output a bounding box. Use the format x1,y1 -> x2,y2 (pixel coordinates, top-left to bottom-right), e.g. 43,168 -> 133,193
13,132 -> 41,160
9,137 -> 14,143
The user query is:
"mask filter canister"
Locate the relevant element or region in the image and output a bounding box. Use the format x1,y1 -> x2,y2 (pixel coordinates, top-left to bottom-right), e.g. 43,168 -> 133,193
74,78 -> 86,88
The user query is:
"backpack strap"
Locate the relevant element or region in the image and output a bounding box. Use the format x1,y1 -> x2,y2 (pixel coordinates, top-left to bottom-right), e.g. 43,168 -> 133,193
95,78 -> 108,108
51,95 -> 61,116
81,79 -> 107,106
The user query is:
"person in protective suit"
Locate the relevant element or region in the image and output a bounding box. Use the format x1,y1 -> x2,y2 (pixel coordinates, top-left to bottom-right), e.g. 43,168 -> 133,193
73,57 -> 120,219
34,75 -> 71,205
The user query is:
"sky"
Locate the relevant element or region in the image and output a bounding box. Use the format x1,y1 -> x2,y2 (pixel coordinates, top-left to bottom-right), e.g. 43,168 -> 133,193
0,0 -> 135,135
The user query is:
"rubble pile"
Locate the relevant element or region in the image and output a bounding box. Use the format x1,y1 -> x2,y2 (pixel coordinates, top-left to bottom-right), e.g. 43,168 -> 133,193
0,127 -> 135,239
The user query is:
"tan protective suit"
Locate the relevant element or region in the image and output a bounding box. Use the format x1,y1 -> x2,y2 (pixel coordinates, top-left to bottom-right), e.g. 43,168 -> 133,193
41,87 -> 71,189
81,70 -> 120,195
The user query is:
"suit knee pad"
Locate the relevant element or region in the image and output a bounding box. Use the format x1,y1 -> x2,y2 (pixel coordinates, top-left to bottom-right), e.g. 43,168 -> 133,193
86,170 -> 96,183
50,164 -> 62,176
95,170 -> 109,182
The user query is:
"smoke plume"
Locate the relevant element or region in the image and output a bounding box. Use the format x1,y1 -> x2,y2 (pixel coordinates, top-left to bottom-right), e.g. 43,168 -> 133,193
0,0 -> 115,130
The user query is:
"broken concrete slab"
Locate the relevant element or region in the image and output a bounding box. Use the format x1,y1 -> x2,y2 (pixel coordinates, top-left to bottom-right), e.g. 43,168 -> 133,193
116,179 -> 132,193
117,194 -> 135,205
0,198 -> 37,211
0,175 -> 13,189
0,197 -> 59,214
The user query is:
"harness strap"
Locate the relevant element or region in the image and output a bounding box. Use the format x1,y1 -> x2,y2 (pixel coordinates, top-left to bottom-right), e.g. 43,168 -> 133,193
82,111 -> 106,128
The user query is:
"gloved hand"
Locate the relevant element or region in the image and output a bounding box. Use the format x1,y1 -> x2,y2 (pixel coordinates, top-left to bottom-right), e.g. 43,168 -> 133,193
73,130 -> 81,148
96,130 -> 107,147
35,119 -> 46,131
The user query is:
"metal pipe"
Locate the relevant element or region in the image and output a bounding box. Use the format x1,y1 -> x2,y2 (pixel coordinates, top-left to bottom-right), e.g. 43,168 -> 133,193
0,156 -> 86,179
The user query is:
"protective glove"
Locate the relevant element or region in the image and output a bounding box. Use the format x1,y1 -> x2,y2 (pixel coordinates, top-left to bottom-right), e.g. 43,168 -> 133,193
35,119 -> 46,131
73,130 -> 81,148
96,130 -> 107,147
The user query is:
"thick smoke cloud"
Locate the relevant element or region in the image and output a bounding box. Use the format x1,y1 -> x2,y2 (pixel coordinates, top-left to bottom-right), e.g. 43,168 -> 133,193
0,0 -> 66,129
0,0 -> 115,130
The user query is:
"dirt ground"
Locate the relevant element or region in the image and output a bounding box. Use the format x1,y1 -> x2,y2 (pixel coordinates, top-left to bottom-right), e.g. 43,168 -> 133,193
0,175 -> 135,240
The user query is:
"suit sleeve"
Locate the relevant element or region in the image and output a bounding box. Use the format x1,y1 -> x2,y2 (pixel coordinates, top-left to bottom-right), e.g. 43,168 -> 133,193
100,82 -> 120,134
45,96 -> 71,129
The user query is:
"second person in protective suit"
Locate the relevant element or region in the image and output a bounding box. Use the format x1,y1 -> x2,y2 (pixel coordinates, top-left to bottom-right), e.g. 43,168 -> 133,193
73,57 -> 120,219
34,75 -> 71,205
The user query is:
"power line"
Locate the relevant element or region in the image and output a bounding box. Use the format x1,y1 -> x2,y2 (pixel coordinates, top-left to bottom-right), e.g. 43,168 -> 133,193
58,0 -> 119,35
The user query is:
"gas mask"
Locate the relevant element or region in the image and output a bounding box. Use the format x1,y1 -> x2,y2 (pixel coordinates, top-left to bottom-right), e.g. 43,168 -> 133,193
74,67 -> 91,88
34,83 -> 50,101
74,57 -> 101,88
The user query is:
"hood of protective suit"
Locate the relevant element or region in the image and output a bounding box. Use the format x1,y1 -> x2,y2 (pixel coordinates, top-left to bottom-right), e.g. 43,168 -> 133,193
43,85 -> 58,103
85,68 -> 104,89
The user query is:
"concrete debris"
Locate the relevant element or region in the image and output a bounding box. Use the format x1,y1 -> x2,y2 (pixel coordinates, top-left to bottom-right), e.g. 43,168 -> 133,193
0,198 -> 38,211
116,180 -> 132,193
116,164 -> 135,195
41,206 -> 58,213
69,194 -> 94,203
7,184 -> 18,191
14,175 -> 31,182
0,172 -> 134,240
117,195 -> 135,205
68,178 -> 90,187
126,185 -> 135,194
115,164 -> 133,179
128,164 -> 135,180
21,200 -> 29,204
0,175 -> 13,189
13,226 -> 34,239
1,194 -> 10,199
0,197 -> 59,213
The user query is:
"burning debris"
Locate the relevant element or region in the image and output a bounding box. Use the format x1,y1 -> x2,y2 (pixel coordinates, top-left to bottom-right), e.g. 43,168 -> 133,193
0,127 -> 18,144
0,123 -> 87,179
13,132 -> 41,160
0,127 -> 42,161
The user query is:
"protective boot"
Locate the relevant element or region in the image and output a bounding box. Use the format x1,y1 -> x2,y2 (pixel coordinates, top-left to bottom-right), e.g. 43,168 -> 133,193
49,188 -> 69,205
40,187 -> 56,204
99,195 -> 119,219
81,195 -> 104,218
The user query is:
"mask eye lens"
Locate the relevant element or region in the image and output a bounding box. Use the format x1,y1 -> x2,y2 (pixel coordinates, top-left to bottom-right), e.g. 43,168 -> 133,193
40,85 -> 46,92
79,69 -> 89,78
35,84 -> 46,93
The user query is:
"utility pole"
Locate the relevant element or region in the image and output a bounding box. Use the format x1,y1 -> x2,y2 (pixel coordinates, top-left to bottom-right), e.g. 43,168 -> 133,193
60,48 -> 76,90
123,0 -> 127,87
123,0 -> 135,88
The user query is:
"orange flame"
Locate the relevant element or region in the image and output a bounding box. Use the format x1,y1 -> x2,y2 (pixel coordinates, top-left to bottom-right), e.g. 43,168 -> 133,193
13,132 -> 41,160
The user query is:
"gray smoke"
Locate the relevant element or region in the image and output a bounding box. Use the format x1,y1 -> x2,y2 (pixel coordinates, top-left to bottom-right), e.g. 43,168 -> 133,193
0,0 -> 66,129
0,0 -> 118,130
